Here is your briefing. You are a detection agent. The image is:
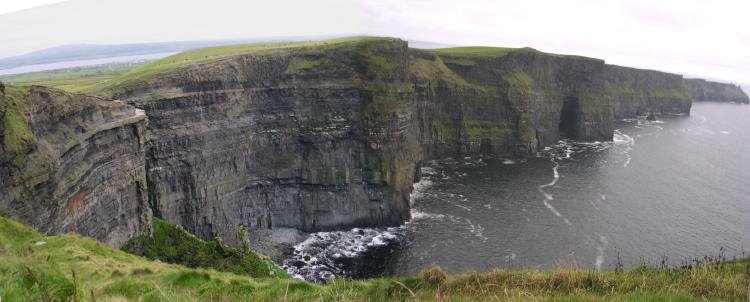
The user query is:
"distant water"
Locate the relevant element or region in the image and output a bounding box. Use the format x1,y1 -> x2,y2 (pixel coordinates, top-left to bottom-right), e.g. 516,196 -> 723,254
0,52 -> 176,76
285,102 -> 750,282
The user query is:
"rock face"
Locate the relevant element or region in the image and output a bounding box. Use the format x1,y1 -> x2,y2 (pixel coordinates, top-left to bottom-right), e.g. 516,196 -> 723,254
113,39 -> 419,245
0,84 -> 151,247
684,78 -> 749,104
411,49 -> 693,159
109,38 -> 697,245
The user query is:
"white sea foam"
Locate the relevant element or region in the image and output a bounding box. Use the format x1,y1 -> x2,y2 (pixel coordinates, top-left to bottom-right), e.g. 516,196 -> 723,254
283,227 -> 405,282
465,218 -> 488,242
409,178 -> 433,205
594,235 -> 609,271
410,210 -> 446,221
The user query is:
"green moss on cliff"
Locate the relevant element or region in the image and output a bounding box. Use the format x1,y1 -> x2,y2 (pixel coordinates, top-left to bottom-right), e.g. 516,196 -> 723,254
284,58 -> 322,75
2,85 -> 34,168
499,68 -> 534,94
442,57 -> 477,66
122,218 -> 287,279
650,88 -> 690,100
464,120 -> 513,141
410,57 -> 470,86
361,51 -> 398,72
430,46 -> 526,57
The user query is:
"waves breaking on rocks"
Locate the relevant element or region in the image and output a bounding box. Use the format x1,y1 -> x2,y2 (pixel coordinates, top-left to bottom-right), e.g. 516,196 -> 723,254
283,227 -> 405,283
283,166 -> 440,283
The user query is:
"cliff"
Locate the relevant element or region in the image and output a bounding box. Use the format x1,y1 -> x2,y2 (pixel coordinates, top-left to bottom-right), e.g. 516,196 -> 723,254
108,38 -> 419,245
104,37 -> 695,246
411,47 -> 692,158
0,83 -> 151,247
684,78 -> 749,104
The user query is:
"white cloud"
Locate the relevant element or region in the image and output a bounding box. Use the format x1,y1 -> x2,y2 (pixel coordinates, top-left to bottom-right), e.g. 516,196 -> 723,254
0,0 -> 747,84
0,0 -> 365,57
0,0 -> 68,15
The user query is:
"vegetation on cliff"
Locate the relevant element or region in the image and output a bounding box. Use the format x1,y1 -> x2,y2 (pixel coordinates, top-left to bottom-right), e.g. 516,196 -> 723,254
1,215 -> 748,301
122,218 -> 287,278
1,85 -> 33,168
430,46 -> 530,57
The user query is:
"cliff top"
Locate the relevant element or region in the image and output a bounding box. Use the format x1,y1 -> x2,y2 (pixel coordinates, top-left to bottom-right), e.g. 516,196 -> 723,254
429,46 -> 533,57
94,36 -> 402,96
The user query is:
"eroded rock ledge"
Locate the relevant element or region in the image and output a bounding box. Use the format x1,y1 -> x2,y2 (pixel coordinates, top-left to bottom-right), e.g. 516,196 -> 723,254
0,84 -> 151,247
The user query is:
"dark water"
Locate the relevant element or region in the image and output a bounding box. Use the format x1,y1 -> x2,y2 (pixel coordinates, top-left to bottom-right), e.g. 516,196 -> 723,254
285,102 -> 750,282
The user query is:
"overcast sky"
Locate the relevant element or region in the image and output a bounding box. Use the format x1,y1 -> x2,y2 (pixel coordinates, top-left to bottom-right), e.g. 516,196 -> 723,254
1,0 -> 748,84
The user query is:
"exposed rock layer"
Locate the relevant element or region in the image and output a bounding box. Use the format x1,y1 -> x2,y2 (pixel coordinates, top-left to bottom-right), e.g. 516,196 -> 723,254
0,84 -> 151,247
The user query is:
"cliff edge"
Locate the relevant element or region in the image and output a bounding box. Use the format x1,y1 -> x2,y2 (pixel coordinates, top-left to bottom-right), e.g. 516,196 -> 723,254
0,83 -> 151,247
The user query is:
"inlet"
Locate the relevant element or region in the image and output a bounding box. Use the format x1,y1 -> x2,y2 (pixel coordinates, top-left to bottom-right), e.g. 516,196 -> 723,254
559,96 -> 580,139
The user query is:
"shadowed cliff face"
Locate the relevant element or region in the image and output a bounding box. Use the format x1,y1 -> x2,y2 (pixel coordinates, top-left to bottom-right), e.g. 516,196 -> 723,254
685,78 -> 750,104
113,39 -> 420,245
0,84 -> 151,247
108,38 -> 701,246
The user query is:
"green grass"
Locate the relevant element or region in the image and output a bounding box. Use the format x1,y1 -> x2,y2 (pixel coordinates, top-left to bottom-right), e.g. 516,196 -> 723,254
410,56 -> 471,86
429,46 -> 532,57
1,85 -> 34,168
0,63 -> 144,93
1,215 -> 748,301
93,36 -> 399,96
122,218 -> 287,278
284,57 -> 322,75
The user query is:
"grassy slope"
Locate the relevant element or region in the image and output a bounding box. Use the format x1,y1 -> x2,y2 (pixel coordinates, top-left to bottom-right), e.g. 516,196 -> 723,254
1,215 -> 748,301
0,37 -> 398,96
2,85 -> 34,168
0,63 -> 145,93
429,46 -> 526,57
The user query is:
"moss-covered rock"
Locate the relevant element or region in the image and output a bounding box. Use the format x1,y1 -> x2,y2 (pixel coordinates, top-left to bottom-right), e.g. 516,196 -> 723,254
123,218 -> 288,278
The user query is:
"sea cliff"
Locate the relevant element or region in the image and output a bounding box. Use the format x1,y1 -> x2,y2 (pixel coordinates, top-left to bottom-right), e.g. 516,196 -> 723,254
1,37 -> 746,249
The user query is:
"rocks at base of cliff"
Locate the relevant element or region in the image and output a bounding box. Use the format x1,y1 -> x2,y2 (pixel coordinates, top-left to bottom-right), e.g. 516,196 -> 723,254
246,227 -> 307,263
685,78 -> 750,104
0,84 -> 152,247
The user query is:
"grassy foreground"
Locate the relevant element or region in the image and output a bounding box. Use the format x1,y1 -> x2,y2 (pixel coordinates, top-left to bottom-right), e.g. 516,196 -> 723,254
1,216 -> 748,301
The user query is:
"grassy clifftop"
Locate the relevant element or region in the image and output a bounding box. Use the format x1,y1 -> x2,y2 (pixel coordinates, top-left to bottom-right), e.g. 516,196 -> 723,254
1,215 -> 748,301
91,36 -> 401,96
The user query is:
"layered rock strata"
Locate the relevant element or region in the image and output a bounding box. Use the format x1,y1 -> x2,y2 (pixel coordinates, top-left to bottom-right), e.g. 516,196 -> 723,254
0,84 -> 151,247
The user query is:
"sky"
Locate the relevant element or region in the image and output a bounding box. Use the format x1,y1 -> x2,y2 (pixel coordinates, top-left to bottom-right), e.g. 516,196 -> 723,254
0,0 -> 748,84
